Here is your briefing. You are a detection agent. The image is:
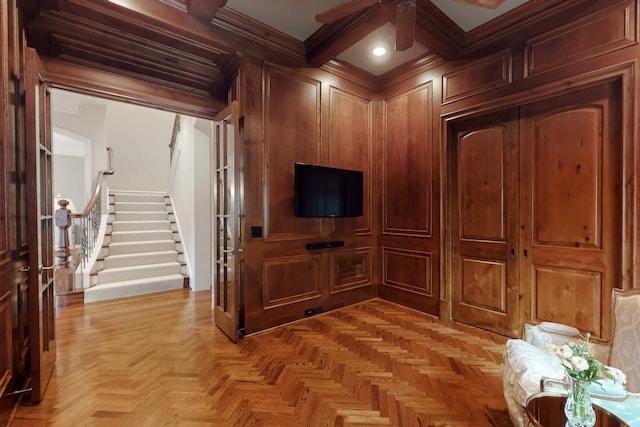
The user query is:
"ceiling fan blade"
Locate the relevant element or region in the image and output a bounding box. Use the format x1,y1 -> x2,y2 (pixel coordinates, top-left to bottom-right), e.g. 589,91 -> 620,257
447,0 -> 506,10
395,0 -> 415,51
315,0 -> 380,24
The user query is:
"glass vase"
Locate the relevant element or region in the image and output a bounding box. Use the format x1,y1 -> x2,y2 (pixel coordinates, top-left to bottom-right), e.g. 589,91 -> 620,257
564,377 -> 596,427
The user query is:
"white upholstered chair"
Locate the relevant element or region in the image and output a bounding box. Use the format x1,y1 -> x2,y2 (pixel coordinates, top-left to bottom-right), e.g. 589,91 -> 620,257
502,288 -> 640,427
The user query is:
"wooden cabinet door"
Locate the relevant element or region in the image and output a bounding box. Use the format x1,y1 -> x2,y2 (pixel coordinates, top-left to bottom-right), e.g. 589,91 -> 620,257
451,109 -> 521,337
520,82 -> 621,339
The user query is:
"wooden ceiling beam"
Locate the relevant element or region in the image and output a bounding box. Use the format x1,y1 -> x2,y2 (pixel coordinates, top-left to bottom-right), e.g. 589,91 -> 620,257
413,1 -> 463,61
185,0 -> 227,24
305,8 -> 388,68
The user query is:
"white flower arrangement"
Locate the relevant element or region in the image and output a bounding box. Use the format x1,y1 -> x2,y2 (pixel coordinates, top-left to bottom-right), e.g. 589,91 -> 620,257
545,334 -> 627,385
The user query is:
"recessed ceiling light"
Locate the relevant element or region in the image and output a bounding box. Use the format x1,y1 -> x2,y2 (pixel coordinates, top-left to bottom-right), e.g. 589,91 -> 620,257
372,47 -> 387,56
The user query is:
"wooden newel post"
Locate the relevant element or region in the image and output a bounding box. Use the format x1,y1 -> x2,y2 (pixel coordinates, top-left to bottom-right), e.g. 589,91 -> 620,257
55,199 -> 72,269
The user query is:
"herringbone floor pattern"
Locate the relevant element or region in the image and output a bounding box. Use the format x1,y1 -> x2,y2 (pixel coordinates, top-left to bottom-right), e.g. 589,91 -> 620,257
10,290 -> 511,427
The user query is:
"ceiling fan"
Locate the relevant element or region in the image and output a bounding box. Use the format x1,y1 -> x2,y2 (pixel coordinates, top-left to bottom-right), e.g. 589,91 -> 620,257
315,0 -> 507,51
315,0 -> 417,51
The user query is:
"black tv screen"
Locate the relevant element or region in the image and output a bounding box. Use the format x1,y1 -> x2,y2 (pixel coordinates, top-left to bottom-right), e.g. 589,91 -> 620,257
294,163 -> 363,217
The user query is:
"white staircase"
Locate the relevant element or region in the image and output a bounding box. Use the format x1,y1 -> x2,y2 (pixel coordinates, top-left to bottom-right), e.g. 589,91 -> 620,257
84,192 -> 186,303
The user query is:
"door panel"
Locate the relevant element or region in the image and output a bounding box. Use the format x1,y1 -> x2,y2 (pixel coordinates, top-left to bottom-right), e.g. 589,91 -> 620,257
451,109 -> 520,336
520,82 -> 621,338
25,48 -> 56,402
213,101 -> 241,342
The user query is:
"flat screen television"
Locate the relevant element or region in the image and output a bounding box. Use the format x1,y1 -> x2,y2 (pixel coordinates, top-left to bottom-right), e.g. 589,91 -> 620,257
294,162 -> 363,217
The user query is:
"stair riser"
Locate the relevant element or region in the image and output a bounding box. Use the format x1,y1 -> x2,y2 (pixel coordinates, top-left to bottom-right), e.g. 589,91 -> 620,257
113,193 -> 166,203
115,212 -> 169,221
114,202 -> 167,212
84,275 -> 184,304
112,221 -> 171,232
97,262 -> 181,284
111,230 -> 173,243
108,240 -> 176,255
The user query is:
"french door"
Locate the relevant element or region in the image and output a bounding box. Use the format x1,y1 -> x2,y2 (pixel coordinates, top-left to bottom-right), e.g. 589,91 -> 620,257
213,101 -> 242,342
25,48 -> 56,402
451,82 -> 622,338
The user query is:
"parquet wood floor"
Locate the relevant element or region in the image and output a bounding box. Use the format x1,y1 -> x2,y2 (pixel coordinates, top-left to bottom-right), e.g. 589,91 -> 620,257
10,290 -> 511,427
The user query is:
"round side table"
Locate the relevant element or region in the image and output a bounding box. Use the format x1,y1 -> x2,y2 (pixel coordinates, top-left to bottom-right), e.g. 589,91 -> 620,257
526,392 -> 629,427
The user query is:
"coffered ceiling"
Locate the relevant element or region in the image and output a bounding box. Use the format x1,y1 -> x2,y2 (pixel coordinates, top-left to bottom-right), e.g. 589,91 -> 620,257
21,0 -> 594,107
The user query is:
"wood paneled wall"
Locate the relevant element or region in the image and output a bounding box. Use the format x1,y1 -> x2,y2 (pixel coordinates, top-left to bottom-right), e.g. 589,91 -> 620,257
240,0 -> 640,338
378,82 -> 441,315
241,59 -> 377,334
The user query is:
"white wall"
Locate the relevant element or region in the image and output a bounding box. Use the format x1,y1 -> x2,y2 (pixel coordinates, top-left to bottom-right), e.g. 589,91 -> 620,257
169,115 -> 213,292
193,119 -> 213,292
106,102 -> 175,192
52,93 -> 107,204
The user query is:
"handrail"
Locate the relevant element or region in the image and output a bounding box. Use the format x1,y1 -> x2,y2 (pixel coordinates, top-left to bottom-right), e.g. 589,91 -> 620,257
70,147 -> 114,219
69,169 -> 113,219
169,114 -> 180,164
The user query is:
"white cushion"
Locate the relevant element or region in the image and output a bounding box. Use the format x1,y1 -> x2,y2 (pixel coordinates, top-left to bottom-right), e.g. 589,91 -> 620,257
524,323 -> 577,348
503,339 -> 565,407
523,323 -> 610,362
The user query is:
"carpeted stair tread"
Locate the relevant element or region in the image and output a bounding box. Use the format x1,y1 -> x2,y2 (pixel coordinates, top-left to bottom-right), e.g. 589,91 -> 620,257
108,239 -> 177,255
104,250 -> 179,269
111,229 -> 173,243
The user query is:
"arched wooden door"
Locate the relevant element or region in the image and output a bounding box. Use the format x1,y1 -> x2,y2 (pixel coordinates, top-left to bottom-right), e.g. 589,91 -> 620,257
450,109 -> 521,337
450,82 -> 622,339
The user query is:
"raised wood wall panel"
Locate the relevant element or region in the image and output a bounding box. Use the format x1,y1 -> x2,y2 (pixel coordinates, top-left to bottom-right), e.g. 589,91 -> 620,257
534,267 -> 602,336
383,83 -> 432,236
329,248 -> 371,293
525,2 -> 637,78
459,127 -> 506,241
328,87 -> 372,235
442,49 -> 511,104
461,258 -> 506,313
533,109 -> 601,248
264,64 -> 321,239
263,256 -> 322,308
383,248 -> 432,296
